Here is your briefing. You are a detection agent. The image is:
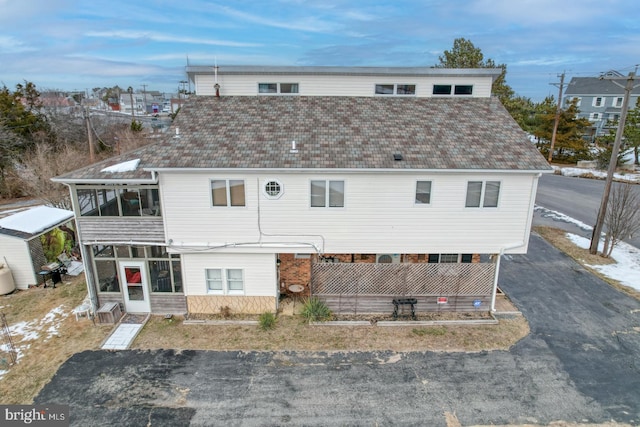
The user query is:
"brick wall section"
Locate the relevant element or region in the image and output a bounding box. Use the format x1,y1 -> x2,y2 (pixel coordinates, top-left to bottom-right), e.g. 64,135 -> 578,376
278,254 -> 311,294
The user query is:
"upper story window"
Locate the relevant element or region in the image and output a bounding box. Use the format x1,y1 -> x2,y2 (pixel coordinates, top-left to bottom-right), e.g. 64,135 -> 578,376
77,186 -> 160,217
432,84 -> 473,96
465,181 -> 500,208
415,181 -> 432,204
258,83 -> 299,94
375,84 -> 416,96
454,85 -> 473,95
211,179 -> 245,207
263,179 -> 283,199
589,112 -> 601,121
566,97 -> 581,107
593,97 -> 604,107
311,180 -> 344,207
613,97 -> 623,107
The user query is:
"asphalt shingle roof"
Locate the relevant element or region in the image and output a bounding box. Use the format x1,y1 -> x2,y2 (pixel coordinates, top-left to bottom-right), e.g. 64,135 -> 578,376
55,96 -> 551,182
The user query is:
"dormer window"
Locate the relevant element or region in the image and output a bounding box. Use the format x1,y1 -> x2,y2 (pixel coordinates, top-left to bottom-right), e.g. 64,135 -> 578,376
375,84 -> 416,96
258,83 -> 299,94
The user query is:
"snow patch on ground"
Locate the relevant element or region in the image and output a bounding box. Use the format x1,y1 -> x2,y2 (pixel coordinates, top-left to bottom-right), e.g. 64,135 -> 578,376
0,304 -> 70,380
566,233 -> 640,292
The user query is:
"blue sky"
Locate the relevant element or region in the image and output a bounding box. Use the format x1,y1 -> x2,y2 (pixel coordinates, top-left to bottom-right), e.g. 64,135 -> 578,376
1,0 -> 639,102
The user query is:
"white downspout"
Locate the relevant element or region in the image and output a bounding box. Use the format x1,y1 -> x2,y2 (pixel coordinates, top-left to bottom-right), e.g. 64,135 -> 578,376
491,242 -> 525,312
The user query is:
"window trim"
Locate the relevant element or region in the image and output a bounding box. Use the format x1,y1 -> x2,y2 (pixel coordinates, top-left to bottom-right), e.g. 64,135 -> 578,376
453,85 -> 473,96
262,179 -> 284,199
465,180 -> 501,208
205,268 -> 245,295
211,179 -> 246,207
414,180 -> 433,205
593,96 -> 604,107
613,97 -> 623,107
375,83 -> 416,96
258,82 -> 299,95
310,179 -> 345,208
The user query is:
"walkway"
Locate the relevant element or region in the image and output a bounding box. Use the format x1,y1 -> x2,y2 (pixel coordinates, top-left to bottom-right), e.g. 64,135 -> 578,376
101,314 -> 148,350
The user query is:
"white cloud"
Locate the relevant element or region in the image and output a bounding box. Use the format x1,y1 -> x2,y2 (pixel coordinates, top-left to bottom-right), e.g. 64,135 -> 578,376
85,30 -> 261,48
0,36 -> 37,53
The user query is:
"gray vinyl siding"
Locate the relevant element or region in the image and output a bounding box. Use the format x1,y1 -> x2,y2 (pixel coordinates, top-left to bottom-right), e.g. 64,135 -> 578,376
78,217 -> 165,243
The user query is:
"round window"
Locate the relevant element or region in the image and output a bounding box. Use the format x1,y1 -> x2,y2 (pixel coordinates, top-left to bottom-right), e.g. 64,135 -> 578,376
264,180 -> 283,199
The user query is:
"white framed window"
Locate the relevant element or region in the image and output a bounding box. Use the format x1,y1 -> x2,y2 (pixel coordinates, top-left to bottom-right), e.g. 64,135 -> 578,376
258,83 -> 299,94
263,179 -> 283,199
433,85 -> 452,95
428,254 -> 473,263
613,97 -> 623,107
465,181 -> 500,208
415,181 -> 432,204
454,85 -> 473,95
311,180 -> 344,207
205,268 -> 244,294
375,84 -> 416,96
566,97 -> 581,107
593,97 -> 604,107
211,179 -> 245,207
205,269 -> 223,293
589,112 -> 601,121
432,84 -> 473,96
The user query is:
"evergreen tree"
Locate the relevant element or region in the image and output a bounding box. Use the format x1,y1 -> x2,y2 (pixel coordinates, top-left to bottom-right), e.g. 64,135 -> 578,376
533,97 -> 592,162
435,38 -> 514,106
622,98 -> 640,165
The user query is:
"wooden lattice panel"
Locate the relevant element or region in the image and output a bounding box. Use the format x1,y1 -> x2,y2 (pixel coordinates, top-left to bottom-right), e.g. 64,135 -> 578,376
312,262 -> 496,297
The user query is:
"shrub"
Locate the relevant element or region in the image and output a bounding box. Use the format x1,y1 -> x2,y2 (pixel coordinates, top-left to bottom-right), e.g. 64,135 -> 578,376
300,297 -> 332,322
219,306 -> 231,319
258,312 -> 277,331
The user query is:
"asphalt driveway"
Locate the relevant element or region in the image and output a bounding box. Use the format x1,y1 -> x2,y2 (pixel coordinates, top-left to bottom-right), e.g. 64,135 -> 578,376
35,234 -> 640,426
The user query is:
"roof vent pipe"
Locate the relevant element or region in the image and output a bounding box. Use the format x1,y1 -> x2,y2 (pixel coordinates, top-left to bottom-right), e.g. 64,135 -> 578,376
290,140 -> 298,153
174,127 -> 180,138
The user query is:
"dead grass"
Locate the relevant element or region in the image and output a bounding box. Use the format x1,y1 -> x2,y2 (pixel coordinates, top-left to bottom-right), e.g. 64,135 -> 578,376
0,275 -> 111,404
134,314 -> 529,352
533,226 -> 640,301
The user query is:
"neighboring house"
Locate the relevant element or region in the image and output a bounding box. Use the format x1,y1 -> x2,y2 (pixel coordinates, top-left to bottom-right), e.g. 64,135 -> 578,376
0,206 -> 75,290
53,66 -> 551,318
119,92 -> 145,116
563,70 -> 640,139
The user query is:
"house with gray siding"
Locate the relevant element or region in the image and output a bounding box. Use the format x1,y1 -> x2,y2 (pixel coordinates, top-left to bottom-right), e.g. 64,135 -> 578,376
563,70 -> 640,139
53,66 -> 551,318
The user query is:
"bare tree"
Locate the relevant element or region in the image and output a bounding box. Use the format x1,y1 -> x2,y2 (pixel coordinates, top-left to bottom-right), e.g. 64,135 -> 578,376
11,144 -> 93,209
601,183 -> 640,257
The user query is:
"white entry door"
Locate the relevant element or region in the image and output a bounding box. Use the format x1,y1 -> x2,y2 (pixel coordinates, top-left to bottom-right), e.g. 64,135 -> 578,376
119,261 -> 151,313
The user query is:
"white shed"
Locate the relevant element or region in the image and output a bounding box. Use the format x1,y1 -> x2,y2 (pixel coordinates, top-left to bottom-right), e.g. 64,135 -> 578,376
0,206 -> 74,290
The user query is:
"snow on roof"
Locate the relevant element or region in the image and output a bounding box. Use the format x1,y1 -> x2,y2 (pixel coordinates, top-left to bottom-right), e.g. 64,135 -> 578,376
0,206 -> 73,235
101,159 -> 140,173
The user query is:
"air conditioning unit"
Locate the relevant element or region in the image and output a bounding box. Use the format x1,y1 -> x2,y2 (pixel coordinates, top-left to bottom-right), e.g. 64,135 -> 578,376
376,254 -> 401,264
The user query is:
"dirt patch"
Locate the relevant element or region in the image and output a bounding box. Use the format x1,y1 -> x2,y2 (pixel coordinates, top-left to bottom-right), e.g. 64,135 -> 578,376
134,313 -> 528,352
0,274 -> 112,404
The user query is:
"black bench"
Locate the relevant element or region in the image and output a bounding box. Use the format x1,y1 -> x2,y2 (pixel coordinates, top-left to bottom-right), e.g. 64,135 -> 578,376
392,298 -> 417,320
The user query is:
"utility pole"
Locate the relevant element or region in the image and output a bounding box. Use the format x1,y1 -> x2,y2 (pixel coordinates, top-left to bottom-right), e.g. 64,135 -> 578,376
127,86 -> 135,119
84,107 -> 95,163
548,72 -> 566,162
141,84 -> 148,115
589,71 -> 638,254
